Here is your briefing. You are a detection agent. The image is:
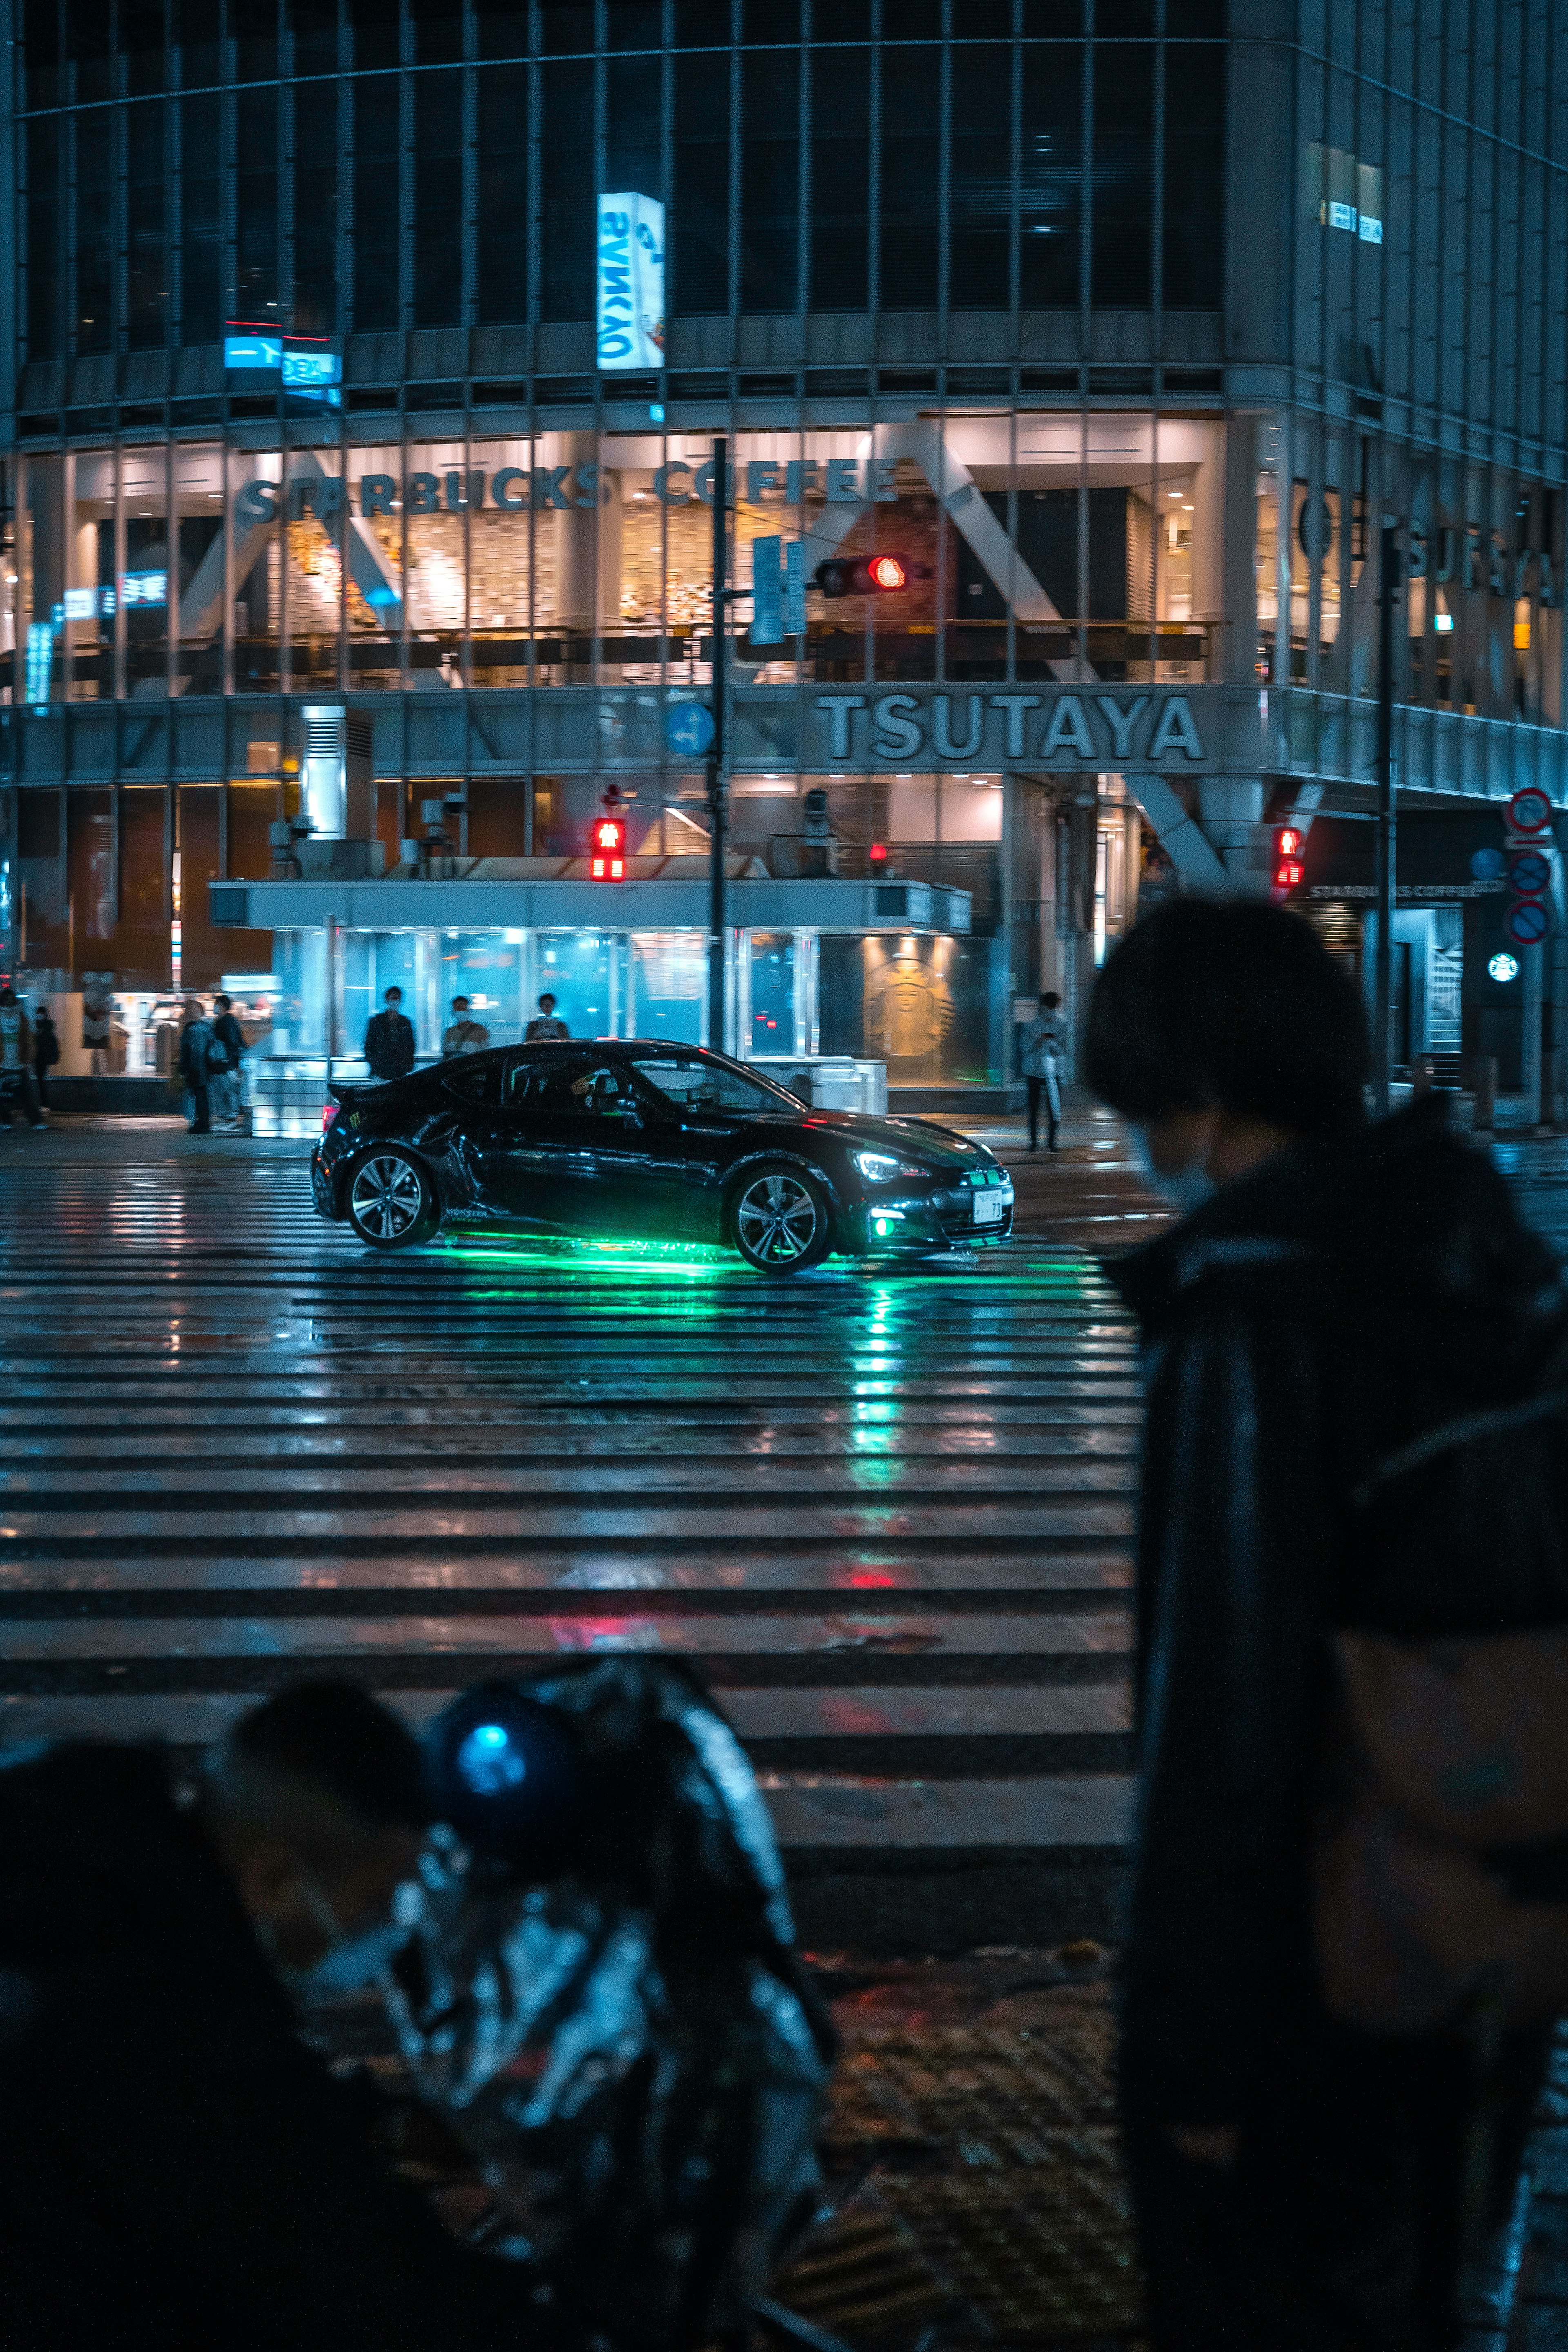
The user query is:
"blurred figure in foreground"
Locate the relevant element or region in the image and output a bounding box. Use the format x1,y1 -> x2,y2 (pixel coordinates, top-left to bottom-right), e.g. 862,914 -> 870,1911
1084,899 -> 1568,2352
232,1663 -> 834,2352
0,1693 -> 553,2351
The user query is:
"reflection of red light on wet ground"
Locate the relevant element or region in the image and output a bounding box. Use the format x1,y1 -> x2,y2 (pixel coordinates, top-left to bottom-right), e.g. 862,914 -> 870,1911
842,1568 -> 899,1588
548,1617 -> 663,1650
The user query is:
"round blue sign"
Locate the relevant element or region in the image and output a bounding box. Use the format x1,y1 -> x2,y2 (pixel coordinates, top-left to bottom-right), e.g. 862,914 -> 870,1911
1505,898 -> 1550,948
1471,847 -> 1506,880
664,703 -> 715,757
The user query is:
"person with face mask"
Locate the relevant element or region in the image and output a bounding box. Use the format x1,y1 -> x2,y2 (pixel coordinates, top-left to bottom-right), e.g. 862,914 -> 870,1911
0,1682 -> 558,2352
1082,899 -> 1566,2352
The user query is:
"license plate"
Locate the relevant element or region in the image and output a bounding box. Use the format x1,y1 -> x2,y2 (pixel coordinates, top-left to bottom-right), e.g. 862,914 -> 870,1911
973,1190 -> 1008,1225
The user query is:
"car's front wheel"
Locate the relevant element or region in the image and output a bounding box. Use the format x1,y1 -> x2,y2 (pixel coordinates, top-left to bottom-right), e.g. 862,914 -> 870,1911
346,1147 -> 440,1249
728,1163 -> 832,1273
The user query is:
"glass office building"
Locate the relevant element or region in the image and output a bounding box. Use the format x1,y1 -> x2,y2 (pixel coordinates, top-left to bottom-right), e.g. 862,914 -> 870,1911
4,2 -> 1567,1097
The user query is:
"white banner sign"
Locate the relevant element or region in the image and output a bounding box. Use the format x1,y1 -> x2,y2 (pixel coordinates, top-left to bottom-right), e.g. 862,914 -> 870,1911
597,193 -> 665,372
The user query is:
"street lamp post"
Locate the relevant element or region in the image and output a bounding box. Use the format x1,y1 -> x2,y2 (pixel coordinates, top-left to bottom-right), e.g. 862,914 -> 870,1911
706,439 -> 728,1055
1373,517 -> 1399,1117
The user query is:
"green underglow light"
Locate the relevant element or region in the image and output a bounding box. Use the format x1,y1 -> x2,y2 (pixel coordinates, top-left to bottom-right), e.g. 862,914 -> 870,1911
442,1234 -> 736,1281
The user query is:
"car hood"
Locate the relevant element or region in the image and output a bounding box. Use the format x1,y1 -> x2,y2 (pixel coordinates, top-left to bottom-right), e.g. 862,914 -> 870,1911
788,1109 -> 991,1172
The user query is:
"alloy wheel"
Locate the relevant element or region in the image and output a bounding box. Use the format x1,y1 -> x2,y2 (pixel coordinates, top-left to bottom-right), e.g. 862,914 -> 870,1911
350,1154 -> 428,1243
735,1171 -> 822,1267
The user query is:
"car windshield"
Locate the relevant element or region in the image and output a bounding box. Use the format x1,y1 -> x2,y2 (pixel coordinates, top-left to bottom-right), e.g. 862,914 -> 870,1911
628,1054 -> 799,1118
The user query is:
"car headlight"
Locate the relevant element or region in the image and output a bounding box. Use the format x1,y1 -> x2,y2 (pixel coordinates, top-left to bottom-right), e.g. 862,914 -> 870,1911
853,1149 -> 927,1183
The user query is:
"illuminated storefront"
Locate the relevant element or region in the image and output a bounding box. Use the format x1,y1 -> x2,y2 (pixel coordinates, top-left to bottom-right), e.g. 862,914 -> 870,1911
6,4 -> 1568,1096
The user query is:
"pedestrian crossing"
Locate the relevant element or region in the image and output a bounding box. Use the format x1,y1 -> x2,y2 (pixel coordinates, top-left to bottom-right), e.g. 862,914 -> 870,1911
0,1119 -> 1151,1948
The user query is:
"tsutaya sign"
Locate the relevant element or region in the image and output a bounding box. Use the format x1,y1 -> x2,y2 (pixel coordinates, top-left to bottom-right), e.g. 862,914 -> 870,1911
793,686 -> 1220,773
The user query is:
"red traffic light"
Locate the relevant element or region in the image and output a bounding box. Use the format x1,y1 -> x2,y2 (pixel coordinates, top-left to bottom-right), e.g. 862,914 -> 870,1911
591,814 -> 626,881
1273,825 -> 1305,893
811,555 -> 911,597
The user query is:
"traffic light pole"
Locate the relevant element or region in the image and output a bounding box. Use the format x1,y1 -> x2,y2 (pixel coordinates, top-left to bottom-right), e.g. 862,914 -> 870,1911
706,439 -> 728,1056
1373,517 -> 1398,1118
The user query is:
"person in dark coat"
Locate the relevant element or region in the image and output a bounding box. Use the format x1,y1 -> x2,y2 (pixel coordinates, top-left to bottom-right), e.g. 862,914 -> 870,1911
363,984 -> 417,1080
1082,898 -> 1565,2352
31,1003 -> 60,1108
209,992 -> 247,1130
0,1690 -> 557,2352
177,997 -> 215,1132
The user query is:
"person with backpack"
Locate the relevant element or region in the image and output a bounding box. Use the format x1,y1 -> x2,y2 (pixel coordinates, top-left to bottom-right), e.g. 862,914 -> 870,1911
1082,898 -> 1568,2352
225,1665 -> 835,2352
178,997 -> 216,1134
31,1002 -> 60,1109
441,996 -> 490,1057
208,993 -> 246,1131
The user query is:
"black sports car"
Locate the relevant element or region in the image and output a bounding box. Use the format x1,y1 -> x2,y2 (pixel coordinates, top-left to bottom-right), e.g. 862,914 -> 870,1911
311,1041 -> 1014,1272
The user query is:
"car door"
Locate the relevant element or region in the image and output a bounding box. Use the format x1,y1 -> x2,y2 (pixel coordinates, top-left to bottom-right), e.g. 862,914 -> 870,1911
619,1054 -> 756,1240
487,1053 -> 667,1236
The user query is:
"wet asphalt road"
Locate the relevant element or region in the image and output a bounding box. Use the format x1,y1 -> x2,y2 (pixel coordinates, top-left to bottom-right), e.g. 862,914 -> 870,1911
3,1104 -> 1566,1950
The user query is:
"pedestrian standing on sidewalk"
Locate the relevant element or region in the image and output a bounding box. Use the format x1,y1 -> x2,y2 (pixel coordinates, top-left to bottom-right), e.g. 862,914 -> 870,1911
363,985 -> 417,1080
178,998 -> 215,1134
208,994 -> 245,1131
441,996 -> 490,1056
31,1003 -> 60,1111
0,986 -> 46,1127
1018,991 -> 1065,1152
1082,897 -> 1568,2352
524,992 -> 570,1042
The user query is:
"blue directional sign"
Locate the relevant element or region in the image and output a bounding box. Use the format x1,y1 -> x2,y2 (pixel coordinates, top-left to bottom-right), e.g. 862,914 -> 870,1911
665,703 -> 715,757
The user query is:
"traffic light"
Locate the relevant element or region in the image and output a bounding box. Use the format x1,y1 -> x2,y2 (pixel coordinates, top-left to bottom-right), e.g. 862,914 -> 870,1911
591,813 -> 626,882
1273,825 -> 1305,893
811,554 -> 909,597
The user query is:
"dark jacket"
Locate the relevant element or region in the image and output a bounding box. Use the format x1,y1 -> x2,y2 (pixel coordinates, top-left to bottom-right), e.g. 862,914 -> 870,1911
32,1011 -> 59,1071
0,1742 -> 539,2352
364,1007 -> 417,1079
210,1010 -> 245,1071
1106,1100 -> 1567,2125
178,1016 -> 214,1090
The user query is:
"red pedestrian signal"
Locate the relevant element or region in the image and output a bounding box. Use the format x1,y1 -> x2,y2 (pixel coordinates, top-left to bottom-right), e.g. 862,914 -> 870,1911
1274,825 -> 1305,893
811,555 -> 911,597
591,815 -> 626,881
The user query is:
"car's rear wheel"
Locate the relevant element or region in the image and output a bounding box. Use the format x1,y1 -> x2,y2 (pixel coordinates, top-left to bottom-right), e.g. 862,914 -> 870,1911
346,1147 -> 440,1249
729,1163 -> 832,1273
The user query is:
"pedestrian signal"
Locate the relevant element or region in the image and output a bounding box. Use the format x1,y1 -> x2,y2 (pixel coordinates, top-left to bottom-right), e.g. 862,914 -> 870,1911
1274,825 -> 1305,893
591,815 -> 626,881
811,555 -> 910,597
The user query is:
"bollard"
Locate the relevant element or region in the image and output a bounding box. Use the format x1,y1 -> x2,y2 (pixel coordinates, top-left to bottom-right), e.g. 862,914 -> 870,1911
1473,1056 -> 1497,1134
1413,1054 -> 1434,1098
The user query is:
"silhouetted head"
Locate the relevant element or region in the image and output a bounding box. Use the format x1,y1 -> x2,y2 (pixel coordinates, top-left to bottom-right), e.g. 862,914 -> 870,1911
203,1680 -> 428,1976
